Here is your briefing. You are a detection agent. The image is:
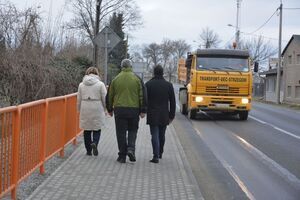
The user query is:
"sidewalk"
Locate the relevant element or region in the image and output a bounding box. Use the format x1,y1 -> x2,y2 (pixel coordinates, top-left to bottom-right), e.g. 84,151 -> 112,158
28,117 -> 203,200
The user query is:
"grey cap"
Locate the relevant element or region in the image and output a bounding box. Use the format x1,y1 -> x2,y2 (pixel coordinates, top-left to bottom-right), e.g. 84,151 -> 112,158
121,59 -> 132,68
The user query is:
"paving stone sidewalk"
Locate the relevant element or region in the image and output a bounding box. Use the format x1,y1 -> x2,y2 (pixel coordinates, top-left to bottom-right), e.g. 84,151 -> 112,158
28,117 -> 203,200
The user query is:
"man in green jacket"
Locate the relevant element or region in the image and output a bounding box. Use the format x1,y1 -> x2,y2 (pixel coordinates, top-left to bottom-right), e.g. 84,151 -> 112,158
106,59 -> 147,163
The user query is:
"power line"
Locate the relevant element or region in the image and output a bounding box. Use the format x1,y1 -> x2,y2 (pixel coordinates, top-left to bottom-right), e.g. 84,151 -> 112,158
240,31 -> 288,42
249,8 -> 279,34
283,8 -> 300,10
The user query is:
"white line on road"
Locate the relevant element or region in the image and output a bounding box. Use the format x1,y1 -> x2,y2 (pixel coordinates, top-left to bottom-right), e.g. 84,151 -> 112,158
235,135 -> 300,189
249,115 -> 300,140
194,128 -> 255,200
221,159 -> 256,200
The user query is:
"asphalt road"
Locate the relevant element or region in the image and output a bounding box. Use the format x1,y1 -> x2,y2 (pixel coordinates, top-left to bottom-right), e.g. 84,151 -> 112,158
172,84 -> 300,200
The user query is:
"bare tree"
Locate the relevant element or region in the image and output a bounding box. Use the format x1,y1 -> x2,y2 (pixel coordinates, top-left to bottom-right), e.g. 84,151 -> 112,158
161,40 -> 191,82
120,2 -> 142,31
160,39 -> 174,68
198,27 -> 221,49
172,39 -> 191,58
0,1 -> 19,48
241,36 -> 277,67
0,1 -> 92,106
130,44 -> 144,62
142,43 -> 161,70
67,0 -> 142,41
140,39 -> 191,82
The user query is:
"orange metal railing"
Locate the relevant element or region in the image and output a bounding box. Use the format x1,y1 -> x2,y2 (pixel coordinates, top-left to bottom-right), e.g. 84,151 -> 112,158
0,93 -> 81,199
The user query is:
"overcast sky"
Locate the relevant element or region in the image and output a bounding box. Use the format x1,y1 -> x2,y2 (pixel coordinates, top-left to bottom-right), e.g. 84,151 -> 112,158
10,0 -> 300,50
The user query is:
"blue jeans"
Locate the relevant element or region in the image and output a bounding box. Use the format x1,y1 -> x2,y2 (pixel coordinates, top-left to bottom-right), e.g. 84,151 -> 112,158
84,130 -> 101,153
150,125 -> 167,159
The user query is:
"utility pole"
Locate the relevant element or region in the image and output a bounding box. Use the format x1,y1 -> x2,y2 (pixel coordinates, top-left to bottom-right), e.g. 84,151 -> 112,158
126,34 -> 129,58
93,0 -> 100,68
235,0 -> 242,49
104,28 -> 108,84
275,3 -> 282,104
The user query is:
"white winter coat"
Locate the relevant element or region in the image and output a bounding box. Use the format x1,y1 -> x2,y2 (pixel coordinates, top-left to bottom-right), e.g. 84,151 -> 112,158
77,74 -> 107,130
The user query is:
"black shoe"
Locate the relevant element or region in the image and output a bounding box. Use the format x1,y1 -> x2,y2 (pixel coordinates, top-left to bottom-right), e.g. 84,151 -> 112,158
127,150 -> 136,162
149,158 -> 159,163
117,157 -> 126,163
159,154 -> 162,159
91,143 -> 98,156
86,152 -> 92,156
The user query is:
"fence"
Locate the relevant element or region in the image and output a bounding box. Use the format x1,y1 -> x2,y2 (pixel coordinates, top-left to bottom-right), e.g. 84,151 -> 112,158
0,93 -> 81,199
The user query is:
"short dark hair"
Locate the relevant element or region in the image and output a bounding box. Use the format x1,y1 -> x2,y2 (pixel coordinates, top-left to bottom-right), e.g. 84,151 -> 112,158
154,65 -> 163,76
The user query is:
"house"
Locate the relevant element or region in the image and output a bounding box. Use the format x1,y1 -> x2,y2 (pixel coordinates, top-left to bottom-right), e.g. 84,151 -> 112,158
252,72 -> 264,97
282,35 -> 300,104
260,67 -> 284,103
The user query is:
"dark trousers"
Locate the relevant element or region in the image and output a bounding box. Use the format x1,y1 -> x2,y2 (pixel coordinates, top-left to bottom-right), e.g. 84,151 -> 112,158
83,130 -> 101,153
114,116 -> 139,158
150,125 -> 167,159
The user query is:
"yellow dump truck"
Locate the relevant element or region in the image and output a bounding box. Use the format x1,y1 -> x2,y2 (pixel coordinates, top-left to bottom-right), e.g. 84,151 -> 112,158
178,49 -> 254,120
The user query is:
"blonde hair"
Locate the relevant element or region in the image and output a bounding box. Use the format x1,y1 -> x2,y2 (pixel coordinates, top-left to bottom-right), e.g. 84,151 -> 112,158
85,67 -> 99,75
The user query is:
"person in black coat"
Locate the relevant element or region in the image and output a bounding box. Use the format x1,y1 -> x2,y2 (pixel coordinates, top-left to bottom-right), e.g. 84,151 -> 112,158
145,65 -> 176,163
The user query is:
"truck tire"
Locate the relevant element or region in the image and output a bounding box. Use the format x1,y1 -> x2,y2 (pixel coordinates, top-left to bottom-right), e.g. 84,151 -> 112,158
180,104 -> 188,115
188,109 -> 197,119
238,111 -> 248,120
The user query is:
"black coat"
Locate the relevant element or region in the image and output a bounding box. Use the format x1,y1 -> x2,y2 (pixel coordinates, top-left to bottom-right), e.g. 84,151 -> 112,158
145,76 -> 176,126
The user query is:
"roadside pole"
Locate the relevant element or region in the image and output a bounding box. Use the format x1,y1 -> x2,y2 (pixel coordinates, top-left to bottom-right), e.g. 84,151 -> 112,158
275,3 -> 282,104
104,28 -> 108,84
93,0 -> 100,69
93,27 -> 121,85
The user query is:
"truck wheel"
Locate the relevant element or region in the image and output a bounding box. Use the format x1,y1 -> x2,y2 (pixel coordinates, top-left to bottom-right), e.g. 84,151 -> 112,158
238,111 -> 248,120
188,109 -> 197,119
180,104 -> 188,115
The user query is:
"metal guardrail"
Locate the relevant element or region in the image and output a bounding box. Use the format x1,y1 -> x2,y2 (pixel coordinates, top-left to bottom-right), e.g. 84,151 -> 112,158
0,93 -> 81,199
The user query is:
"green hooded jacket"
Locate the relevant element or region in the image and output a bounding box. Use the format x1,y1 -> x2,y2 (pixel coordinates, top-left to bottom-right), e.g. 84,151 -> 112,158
106,68 -> 147,116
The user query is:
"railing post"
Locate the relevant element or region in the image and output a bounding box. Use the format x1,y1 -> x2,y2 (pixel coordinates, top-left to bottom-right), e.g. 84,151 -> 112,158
72,112 -> 78,146
72,137 -> 78,145
40,102 -> 47,174
11,108 -> 21,200
59,97 -> 66,157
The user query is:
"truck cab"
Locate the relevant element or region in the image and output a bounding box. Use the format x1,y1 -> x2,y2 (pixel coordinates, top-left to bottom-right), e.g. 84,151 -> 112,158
179,49 -> 253,120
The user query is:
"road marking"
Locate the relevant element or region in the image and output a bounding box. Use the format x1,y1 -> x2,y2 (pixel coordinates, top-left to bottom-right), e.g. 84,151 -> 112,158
235,135 -> 300,189
273,126 -> 300,140
222,160 -> 256,200
249,115 -> 300,140
193,128 -> 255,200
193,122 -> 300,197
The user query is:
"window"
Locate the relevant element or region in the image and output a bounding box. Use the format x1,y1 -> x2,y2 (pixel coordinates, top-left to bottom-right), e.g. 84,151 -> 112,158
296,86 -> 300,98
287,86 -> 292,97
288,55 -> 292,64
297,54 -> 300,64
196,57 -> 249,72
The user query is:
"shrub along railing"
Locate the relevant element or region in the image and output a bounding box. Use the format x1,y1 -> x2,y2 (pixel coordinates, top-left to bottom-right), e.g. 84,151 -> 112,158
0,93 -> 81,199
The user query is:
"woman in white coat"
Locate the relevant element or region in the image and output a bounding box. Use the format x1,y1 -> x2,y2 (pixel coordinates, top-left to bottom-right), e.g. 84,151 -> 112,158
77,67 -> 107,156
